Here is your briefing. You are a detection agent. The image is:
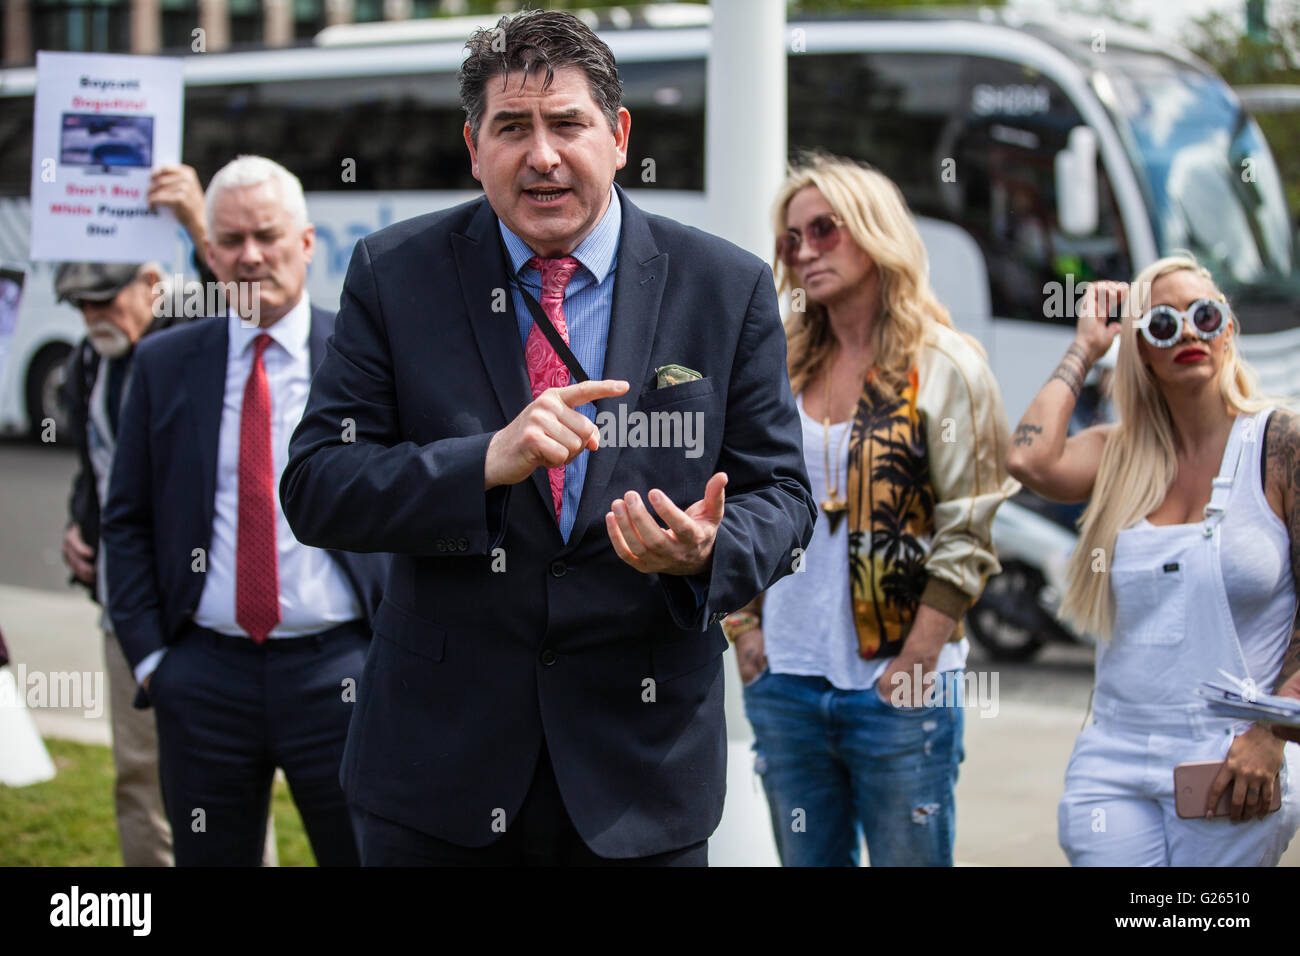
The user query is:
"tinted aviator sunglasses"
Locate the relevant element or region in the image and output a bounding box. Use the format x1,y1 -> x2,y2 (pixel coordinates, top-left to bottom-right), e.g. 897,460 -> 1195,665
1136,298 -> 1231,348
776,214 -> 844,267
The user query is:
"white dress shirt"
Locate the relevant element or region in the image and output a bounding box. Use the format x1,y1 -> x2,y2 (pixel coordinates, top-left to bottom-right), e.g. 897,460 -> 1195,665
193,292 -> 362,638
134,295 -> 364,683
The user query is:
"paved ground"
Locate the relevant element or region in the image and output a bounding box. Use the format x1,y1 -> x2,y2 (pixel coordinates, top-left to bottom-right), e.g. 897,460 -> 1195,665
0,439 -> 77,593
3,439 -> 1297,866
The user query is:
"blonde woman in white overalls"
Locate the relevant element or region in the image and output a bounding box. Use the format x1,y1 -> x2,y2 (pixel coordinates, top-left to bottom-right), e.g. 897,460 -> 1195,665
1008,253 -> 1300,866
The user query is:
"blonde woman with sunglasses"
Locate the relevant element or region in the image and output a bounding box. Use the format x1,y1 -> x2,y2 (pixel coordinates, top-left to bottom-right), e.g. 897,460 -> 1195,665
723,152 -> 1018,866
1008,254 -> 1300,866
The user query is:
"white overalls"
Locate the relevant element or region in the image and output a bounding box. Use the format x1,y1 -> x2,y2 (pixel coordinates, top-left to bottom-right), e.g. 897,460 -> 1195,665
1059,408 -> 1300,866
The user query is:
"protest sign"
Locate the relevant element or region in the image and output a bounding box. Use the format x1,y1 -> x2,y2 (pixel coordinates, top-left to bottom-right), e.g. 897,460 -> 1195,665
29,52 -> 183,263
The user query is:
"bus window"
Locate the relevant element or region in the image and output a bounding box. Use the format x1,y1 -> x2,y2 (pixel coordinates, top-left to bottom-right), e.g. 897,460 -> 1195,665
615,58 -> 705,192
789,51 -> 963,214
788,51 -> 1131,324
957,56 -> 1130,324
182,56 -> 706,194
1102,49 -> 1299,331
183,74 -> 476,192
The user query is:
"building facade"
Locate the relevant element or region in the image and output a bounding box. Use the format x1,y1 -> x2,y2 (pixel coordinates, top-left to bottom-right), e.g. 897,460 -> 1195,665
2,0 -> 472,65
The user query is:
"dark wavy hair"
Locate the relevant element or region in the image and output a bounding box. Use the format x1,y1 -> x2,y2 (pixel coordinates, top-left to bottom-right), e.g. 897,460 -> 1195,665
459,8 -> 623,144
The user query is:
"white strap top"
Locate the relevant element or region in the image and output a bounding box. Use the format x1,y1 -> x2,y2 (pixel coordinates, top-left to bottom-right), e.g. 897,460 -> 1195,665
1217,408 -> 1295,684
1125,408 -> 1293,686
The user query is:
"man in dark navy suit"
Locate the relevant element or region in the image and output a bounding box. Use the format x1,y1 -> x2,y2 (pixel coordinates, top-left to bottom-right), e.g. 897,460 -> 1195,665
281,10 -> 815,866
103,155 -> 386,866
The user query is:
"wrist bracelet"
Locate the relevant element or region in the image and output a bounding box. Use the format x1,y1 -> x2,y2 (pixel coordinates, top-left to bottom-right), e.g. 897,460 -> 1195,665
721,611 -> 760,642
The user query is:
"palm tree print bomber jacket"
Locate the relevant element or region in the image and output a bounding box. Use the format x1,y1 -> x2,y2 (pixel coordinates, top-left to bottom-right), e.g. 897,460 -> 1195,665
846,322 -> 1021,660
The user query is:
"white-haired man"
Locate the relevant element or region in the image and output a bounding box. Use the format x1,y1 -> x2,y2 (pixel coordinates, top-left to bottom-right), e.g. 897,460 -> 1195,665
102,155 -> 388,866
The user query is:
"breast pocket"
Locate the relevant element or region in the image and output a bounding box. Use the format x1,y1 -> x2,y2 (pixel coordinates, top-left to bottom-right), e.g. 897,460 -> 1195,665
635,376 -> 715,411
602,379 -> 718,499
1112,561 -> 1187,646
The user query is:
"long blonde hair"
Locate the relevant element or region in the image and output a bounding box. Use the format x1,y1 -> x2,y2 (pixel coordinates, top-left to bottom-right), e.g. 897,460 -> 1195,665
772,151 -> 959,397
1059,253 -> 1272,638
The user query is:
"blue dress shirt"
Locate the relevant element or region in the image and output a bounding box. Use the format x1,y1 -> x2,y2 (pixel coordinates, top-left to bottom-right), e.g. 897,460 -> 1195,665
499,187 -> 621,544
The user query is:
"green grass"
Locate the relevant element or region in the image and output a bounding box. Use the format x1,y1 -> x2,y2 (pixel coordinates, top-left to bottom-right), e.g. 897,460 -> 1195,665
0,738 -> 315,866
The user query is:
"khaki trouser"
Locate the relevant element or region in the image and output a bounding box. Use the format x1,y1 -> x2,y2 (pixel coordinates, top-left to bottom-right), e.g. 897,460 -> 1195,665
103,630 -> 278,866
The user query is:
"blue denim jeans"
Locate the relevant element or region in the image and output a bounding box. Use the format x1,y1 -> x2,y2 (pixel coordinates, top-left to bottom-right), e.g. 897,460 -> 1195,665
742,671 -> 965,866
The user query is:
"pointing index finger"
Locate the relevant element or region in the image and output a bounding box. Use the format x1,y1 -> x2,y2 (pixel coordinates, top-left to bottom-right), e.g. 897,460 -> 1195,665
555,379 -> 628,408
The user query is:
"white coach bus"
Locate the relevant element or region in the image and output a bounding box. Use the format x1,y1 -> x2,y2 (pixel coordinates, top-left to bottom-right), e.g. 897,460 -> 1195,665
1,4 -> 1297,435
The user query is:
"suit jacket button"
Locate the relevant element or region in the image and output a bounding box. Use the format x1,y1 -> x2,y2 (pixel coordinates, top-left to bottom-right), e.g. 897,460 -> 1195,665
540,647 -> 558,666
458,537 -> 469,551
550,560 -> 566,578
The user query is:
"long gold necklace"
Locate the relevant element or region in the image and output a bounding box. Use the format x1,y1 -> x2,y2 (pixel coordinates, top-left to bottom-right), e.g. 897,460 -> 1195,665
821,367 -> 851,534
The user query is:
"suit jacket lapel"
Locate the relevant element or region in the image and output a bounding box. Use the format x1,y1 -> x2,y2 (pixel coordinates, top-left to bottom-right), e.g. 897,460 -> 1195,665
451,198 -> 556,524
570,187 -> 668,547
187,317 -> 228,542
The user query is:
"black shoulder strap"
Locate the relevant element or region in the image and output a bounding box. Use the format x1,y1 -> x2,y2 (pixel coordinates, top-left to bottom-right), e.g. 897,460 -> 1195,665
498,232 -> 589,383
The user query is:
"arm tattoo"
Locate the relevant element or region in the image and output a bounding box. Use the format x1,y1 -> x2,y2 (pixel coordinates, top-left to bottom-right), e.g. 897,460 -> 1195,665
1048,343 -> 1092,399
1013,423 -> 1043,447
1265,408 -> 1300,692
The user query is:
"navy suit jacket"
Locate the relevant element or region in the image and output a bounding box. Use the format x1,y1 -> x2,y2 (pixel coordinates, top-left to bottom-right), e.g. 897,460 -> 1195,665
102,305 -> 388,708
280,187 -> 815,858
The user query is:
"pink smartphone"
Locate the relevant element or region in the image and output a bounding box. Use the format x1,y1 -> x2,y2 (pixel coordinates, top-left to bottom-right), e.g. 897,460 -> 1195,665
1174,760 -> 1282,819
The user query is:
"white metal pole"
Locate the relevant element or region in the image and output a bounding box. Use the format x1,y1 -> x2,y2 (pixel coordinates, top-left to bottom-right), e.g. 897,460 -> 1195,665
706,0 -> 787,261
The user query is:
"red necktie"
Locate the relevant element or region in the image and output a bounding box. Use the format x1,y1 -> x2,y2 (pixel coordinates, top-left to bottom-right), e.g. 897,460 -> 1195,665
236,333 -> 280,643
524,255 -> 580,525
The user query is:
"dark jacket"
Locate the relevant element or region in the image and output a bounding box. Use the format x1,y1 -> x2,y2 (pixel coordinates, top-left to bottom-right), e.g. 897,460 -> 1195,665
280,186 -> 816,858
102,305 -> 389,693
59,279 -> 202,601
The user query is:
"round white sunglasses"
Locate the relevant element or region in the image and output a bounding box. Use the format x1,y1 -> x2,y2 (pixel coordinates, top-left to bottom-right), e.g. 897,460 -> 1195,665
1134,298 -> 1231,348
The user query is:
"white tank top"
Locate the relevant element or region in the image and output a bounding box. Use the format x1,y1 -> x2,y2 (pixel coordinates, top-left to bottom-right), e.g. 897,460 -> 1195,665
761,393 -> 968,690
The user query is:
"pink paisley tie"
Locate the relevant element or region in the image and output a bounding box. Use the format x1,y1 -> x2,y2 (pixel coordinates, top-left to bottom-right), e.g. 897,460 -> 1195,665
524,255 -> 581,525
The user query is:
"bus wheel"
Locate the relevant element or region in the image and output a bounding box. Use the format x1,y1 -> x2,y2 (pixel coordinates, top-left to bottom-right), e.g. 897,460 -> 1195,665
25,343 -> 72,443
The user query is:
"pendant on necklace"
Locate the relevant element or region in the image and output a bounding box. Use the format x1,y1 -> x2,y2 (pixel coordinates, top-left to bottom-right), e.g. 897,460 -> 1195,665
821,497 -> 848,534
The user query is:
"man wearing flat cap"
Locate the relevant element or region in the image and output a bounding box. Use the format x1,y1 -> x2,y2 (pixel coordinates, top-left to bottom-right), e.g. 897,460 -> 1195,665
57,259 -> 186,867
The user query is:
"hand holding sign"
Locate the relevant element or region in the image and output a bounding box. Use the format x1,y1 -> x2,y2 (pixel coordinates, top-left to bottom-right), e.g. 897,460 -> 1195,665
147,163 -> 206,249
